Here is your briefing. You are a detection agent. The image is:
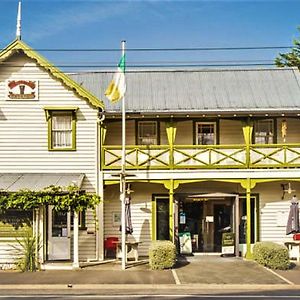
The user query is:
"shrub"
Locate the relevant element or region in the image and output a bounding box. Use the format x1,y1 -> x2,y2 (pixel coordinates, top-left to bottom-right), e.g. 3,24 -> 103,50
253,241 -> 290,270
12,233 -> 40,272
149,240 -> 176,270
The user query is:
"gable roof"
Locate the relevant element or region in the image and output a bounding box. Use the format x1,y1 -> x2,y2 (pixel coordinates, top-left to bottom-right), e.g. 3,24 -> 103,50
70,67 -> 300,115
0,39 -> 104,109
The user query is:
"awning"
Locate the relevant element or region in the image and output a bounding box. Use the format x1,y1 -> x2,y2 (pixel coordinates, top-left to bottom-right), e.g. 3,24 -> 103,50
0,173 -> 85,192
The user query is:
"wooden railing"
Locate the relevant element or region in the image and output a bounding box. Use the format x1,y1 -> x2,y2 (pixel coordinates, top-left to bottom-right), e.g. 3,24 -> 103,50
102,143 -> 300,170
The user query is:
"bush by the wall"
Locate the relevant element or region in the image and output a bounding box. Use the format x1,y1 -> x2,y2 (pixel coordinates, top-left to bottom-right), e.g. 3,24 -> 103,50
149,240 -> 176,270
253,241 -> 290,270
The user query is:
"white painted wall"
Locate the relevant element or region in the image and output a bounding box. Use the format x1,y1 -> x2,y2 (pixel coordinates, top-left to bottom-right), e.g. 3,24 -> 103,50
104,183 -> 166,256
0,53 -> 99,261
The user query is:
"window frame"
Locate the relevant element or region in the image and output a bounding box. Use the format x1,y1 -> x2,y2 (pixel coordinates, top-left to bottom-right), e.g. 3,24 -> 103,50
253,118 -> 276,145
194,121 -> 218,145
136,120 -> 160,145
44,107 -> 78,151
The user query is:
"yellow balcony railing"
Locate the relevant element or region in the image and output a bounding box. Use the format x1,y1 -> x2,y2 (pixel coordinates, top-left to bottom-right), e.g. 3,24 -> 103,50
102,143 -> 300,170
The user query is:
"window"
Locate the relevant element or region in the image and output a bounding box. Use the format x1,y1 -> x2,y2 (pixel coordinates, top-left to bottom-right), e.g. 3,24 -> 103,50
45,109 -> 77,151
195,122 -> 216,145
137,121 -> 158,145
71,211 -> 86,230
254,119 -> 274,144
154,198 -> 170,240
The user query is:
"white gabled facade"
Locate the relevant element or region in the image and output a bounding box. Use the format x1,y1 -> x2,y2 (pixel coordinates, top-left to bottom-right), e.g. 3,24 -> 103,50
0,40 -> 104,268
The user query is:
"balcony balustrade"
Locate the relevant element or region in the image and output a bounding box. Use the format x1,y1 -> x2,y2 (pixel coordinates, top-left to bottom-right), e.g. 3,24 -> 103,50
102,143 -> 300,170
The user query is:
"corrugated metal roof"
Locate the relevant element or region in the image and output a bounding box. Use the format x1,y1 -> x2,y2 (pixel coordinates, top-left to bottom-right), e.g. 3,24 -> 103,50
69,67 -> 300,114
0,173 -> 85,192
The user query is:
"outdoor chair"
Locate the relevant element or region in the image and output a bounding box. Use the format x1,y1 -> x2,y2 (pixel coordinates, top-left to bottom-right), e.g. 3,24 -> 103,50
104,237 -> 118,258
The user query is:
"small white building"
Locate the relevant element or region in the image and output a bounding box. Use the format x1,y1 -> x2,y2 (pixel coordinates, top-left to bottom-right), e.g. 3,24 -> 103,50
0,38 -> 104,268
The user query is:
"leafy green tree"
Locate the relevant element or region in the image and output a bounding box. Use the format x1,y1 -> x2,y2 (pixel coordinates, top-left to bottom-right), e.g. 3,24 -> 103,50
275,27 -> 300,69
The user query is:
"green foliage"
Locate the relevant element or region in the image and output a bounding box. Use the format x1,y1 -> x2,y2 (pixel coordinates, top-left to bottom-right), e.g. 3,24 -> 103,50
0,185 -> 101,212
12,232 -> 40,272
149,240 -> 176,270
253,241 -> 290,270
275,26 -> 300,69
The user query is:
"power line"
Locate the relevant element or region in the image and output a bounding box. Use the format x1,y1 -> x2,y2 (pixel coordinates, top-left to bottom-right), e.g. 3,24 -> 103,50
0,46 -> 294,52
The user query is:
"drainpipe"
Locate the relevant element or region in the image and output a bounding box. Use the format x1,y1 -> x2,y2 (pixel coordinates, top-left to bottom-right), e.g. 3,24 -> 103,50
96,109 -> 105,261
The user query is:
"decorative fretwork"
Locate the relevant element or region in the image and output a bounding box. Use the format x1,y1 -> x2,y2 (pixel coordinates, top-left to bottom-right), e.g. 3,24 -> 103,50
250,144 -> 300,168
173,146 -> 247,168
102,144 -> 300,170
103,146 -> 170,169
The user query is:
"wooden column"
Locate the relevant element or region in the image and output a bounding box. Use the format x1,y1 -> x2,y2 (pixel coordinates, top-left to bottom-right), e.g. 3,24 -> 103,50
242,119 -> 253,168
234,195 -> 240,257
73,211 -> 79,269
241,179 -> 255,259
166,121 -> 177,169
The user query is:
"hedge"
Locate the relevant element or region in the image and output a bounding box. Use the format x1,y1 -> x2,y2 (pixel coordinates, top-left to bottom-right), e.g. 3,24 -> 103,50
149,240 -> 176,270
253,241 -> 290,270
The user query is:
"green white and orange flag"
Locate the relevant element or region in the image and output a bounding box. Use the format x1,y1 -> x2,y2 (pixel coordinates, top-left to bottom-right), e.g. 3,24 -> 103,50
105,54 -> 126,103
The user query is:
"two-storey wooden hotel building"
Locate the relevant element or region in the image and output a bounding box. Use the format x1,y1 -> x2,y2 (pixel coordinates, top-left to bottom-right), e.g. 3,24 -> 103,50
1,38 -> 300,268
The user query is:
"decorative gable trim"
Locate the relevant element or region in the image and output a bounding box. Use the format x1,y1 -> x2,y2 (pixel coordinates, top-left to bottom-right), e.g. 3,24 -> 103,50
0,39 -> 104,109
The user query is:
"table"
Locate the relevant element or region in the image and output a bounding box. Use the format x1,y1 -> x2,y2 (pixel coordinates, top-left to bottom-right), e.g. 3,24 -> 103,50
114,241 -> 142,262
284,241 -> 300,262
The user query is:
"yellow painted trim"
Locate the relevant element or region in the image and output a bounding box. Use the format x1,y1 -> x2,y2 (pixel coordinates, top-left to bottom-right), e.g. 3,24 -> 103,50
0,39 -> 104,109
169,180 -> 174,242
151,199 -> 156,241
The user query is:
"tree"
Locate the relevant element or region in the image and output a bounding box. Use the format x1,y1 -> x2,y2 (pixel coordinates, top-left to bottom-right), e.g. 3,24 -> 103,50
275,27 -> 300,69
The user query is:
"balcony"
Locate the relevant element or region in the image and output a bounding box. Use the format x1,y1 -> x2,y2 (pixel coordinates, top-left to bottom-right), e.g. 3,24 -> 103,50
102,143 -> 300,170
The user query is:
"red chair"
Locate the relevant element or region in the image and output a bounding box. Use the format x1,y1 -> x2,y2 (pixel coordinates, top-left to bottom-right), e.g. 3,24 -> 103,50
104,237 -> 118,258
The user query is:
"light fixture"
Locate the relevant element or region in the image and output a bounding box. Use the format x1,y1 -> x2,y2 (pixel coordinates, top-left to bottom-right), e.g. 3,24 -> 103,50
281,183 -> 296,200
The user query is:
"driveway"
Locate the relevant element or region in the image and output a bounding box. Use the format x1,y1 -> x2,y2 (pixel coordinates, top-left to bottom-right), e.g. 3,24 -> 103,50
173,255 -> 287,285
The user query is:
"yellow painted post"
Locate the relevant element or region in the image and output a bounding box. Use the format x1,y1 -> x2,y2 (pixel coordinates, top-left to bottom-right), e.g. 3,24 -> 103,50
169,180 -> 174,242
241,178 -> 255,259
166,121 -> 177,169
242,119 -> 253,168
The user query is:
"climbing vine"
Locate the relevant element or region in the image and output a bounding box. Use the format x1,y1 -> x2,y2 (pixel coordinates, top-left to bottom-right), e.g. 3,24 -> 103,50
0,185 -> 101,212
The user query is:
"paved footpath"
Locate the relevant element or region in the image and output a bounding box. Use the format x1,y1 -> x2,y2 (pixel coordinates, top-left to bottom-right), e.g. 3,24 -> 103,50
0,257 -> 300,295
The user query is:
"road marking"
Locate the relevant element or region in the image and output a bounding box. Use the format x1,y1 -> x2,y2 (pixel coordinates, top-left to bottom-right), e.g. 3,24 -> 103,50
171,268 -> 181,285
263,266 -> 295,285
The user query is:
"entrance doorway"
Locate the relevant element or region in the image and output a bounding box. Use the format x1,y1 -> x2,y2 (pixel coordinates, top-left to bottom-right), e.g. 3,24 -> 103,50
47,207 -> 71,260
178,197 -> 234,253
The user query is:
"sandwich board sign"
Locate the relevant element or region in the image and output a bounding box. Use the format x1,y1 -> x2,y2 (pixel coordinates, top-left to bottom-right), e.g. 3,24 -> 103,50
221,232 -> 235,256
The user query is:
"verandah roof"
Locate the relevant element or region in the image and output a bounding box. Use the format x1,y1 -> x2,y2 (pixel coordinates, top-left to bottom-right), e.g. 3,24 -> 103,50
0,173 -> 85,192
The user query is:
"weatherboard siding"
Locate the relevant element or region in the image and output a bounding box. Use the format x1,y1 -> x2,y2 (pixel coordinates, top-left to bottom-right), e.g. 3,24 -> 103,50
0,54 -> 98,261
103,183 -> 166,256
0,54 -> 98,193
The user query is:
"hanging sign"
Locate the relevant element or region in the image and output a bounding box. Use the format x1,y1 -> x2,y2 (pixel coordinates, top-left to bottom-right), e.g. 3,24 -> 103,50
7,80 -> 39,100
179,212 -> 186,224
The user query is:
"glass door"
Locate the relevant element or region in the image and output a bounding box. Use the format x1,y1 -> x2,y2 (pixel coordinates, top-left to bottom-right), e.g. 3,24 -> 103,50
47,206 -> 71,260
155,198 -> 170,240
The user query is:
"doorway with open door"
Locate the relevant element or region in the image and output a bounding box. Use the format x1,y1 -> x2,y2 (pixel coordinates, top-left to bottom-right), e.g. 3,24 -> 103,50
178,196 -> 233,253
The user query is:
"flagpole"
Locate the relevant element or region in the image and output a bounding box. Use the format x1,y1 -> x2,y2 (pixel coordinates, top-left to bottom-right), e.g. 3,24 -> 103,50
120,40 -> 126,270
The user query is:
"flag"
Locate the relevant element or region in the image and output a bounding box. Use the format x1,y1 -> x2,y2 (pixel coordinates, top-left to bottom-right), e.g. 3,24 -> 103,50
105,54 -> 126,103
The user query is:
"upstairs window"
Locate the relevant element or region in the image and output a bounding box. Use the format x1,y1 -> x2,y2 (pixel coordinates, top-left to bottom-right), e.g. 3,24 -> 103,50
254,119 -> 274,144
196,122 -> 217,145
137,121 -> 158,145
45,108 -> 77,151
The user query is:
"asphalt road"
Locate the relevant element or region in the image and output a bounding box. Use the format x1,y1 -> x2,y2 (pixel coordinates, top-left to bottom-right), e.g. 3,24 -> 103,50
1,292 -> 300,300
